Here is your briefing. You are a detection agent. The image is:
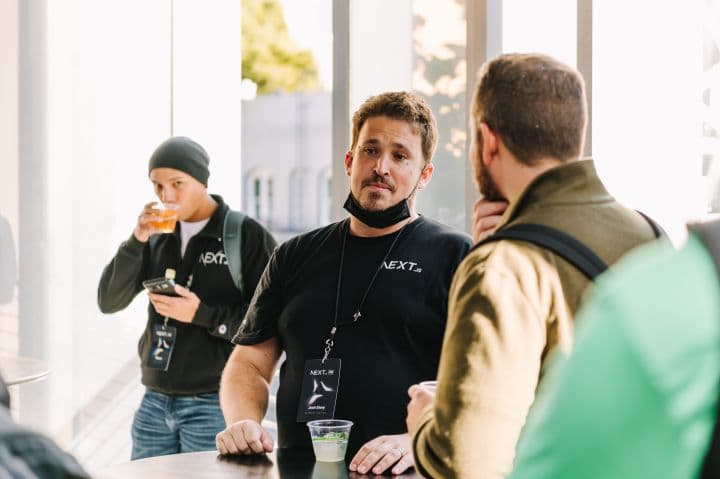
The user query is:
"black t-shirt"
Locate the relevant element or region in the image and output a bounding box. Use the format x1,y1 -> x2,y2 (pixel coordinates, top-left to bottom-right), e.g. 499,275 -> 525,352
234,216 -> 471,458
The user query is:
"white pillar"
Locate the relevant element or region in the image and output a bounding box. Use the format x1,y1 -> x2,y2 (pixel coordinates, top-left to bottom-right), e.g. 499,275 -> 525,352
172,0 -> 243,209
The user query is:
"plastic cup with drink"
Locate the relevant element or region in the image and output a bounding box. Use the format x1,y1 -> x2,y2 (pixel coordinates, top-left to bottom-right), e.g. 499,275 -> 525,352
149,203 -> 179,234
307,419 -> 353,462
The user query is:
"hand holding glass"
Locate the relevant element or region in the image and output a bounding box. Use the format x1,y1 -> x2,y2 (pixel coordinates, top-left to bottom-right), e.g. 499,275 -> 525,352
149,203 -> 179,233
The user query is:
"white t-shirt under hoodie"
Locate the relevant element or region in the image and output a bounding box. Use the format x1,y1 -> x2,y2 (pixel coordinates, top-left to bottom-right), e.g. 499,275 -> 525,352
179,218 -> 210,257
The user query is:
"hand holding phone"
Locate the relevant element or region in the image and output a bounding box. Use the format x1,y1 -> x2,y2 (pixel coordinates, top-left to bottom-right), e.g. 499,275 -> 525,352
142,277 -> 180,297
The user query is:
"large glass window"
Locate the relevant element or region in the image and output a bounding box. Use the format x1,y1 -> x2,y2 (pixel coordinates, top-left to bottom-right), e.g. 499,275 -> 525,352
594,0 -> 705,242
347,0 -> 468,231
241,0 -> 332,243
1,0 -> 243,469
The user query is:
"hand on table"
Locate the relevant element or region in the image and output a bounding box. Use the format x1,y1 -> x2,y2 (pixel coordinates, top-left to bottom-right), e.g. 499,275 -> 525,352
349,433 -> 413,475
216,419 -> 274,455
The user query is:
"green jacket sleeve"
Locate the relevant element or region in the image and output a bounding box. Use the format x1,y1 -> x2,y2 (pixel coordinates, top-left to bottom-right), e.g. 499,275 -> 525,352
413,246 -> 549,478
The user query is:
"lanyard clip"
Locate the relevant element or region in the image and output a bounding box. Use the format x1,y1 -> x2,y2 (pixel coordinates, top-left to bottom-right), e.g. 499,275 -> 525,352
321,327 -> 337,364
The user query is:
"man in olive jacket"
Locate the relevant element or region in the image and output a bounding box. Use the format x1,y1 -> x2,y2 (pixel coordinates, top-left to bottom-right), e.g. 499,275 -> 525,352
405,53 -> 659,478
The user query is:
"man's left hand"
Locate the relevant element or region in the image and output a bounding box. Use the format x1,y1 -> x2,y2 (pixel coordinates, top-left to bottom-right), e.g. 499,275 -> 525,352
349,433 -> 414,475
406,385 -> 434,438
148,285 -> 200,324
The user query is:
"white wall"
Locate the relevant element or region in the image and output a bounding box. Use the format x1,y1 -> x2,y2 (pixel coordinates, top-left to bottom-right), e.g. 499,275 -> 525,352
45,0 -> 172,435
173,0 -> 243,209
349,0 -> 413,114
3,0 -> 244,438
594,0 -> 704,243
0,0 -> 19,230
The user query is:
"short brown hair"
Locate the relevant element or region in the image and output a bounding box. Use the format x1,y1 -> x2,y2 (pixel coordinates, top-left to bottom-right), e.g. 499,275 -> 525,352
350,91 -> 438,163
472,53 -> 587,165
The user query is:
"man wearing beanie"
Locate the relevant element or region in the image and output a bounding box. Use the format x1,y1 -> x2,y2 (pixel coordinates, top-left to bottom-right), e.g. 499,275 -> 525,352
97,136 -> 276,459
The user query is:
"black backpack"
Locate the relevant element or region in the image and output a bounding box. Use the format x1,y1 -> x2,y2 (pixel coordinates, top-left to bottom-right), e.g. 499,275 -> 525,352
475,211 -> 664,281
689,219 -> 720,478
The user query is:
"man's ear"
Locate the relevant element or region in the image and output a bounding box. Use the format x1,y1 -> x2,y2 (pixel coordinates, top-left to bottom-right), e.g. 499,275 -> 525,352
479,123 -> 499,167
344,151 -> 353,176
417,162 -> 434,190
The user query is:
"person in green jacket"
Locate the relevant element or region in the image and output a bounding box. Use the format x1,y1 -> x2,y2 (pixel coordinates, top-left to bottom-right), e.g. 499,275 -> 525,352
509,226 -> 720,478
406,53 -> 659,478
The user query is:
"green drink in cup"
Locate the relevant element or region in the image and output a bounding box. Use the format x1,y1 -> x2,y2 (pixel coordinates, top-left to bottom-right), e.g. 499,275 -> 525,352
307,419 -> 353,462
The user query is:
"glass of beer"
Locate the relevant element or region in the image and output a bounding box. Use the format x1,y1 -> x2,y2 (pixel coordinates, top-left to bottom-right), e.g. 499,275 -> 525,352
150,203 -> 179,233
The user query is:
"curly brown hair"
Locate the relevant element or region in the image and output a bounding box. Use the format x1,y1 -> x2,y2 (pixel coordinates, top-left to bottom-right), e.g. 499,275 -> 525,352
350,91 -> 438,164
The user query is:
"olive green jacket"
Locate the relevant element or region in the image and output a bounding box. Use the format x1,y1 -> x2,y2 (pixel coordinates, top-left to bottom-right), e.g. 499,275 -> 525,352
412,160 -> 658,478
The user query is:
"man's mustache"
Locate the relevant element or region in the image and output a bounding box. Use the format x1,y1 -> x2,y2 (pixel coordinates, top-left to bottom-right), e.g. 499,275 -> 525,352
361,174 -> 395,191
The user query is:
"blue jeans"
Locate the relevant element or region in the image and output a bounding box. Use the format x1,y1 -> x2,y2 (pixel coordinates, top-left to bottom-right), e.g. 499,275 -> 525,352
131,389 -> 226,460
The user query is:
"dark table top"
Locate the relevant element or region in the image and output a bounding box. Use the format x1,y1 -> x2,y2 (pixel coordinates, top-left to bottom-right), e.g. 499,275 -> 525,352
97,448 -> 422,478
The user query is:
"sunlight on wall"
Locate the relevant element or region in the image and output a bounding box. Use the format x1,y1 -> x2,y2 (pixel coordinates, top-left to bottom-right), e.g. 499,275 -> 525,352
349,0 -> 413,114
502,0 -> 577,69
594,0 -> 703,244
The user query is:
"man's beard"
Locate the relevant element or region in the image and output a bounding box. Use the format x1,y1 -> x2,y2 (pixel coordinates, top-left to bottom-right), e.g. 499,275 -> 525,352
473,136 -> 505,201
359,173 -> 396,210
476,159 -> 504,201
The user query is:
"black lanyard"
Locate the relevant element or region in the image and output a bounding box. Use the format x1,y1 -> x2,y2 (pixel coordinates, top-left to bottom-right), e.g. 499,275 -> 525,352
322,219 -> 409,363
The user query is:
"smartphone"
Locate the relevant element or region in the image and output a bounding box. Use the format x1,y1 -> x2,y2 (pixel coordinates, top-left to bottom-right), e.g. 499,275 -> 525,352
142,277 -> 180,297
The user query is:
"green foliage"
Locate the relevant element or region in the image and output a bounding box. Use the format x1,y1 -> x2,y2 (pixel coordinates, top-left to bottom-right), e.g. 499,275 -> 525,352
242,0 -> 320,94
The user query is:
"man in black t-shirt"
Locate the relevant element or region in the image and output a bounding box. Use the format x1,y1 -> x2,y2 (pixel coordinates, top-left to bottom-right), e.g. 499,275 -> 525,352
216,92 -> 472,475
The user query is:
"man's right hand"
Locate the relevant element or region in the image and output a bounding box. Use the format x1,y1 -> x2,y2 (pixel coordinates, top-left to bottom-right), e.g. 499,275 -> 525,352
472,199 -> 509,243
133,202 -> 162,243
216,420 -> 274,455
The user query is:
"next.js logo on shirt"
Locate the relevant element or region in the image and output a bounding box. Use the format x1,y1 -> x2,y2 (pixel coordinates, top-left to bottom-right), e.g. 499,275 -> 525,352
381,259 -> 422,273
198,251 -> 228,267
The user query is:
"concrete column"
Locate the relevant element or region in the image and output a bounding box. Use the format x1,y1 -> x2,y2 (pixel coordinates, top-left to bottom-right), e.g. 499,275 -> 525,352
331,0 -> 350,222
18,0 -> 49,427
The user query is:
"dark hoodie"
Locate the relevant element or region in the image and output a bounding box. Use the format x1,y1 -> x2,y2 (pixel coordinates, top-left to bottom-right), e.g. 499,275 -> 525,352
98,195 -> 276,394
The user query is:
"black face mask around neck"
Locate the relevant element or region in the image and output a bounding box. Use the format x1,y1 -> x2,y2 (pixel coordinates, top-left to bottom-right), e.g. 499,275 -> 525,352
343,193 -> 411,229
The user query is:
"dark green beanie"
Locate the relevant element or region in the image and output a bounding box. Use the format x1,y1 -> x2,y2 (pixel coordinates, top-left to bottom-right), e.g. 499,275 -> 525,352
148,136 -> 210,185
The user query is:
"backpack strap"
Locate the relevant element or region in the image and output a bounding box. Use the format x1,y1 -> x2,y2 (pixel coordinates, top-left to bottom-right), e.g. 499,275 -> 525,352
477,223 -> 607,281
223,209 -> 246,293
636,210 -> 666,239
688,219 -> 720,478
